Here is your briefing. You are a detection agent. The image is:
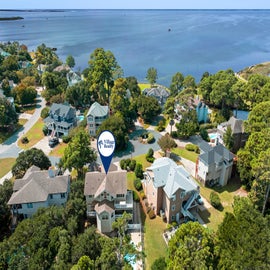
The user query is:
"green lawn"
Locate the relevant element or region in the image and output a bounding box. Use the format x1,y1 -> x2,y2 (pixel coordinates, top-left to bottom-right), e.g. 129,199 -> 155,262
0,119 -> 27,144
197,176 -> 242,231
144,216 -> 167,270
171,147 -> 199,163
17,118 -> 44,149
49,142 -> 68,157
0,158 -> 16,179
138,83 -> 151,91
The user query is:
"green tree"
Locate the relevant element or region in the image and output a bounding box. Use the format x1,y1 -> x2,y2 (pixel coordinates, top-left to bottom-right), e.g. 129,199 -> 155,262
87,48 -> 122,104
1,78 -> 11,96
97,113 -> 128,151
61,130 -> 96,179
182,74 -> 196,90
146,67 -> 158,86
249,148 -> 270,214
151,257 -> 167,270
66,81 -> 92,108
164,97 -> 175,119
134,163 -> 144,179
35,43 -> 60,66
175,109 -> 199,138
126,76 -> 141,98
12,84 -> 37,105
245,101 -> 270,133
66,55 -> 75,68
217,196 -> 270,269
136,95 -> 161,123
168,222 -> 216,270
223,126 -> 234,152
0,96 -> 18,127
157,134 -> 177,153
71,256 -> 94,270
0,180 -> 13,240
170,72 -> 184,96
12,148 -> 51,179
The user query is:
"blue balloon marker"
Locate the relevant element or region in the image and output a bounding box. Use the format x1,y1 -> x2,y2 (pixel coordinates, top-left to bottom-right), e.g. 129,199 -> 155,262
97,130 -> 116,174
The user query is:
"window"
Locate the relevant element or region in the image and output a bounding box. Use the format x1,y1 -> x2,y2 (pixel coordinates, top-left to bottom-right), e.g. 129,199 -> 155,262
172,215 -> 175,221
102,214 -> 109,220
16,204 -> 22,209
180,191 -> 185,199
172,194 -> 176,201
171,205 -> 176,211
117,194 -> 125,198
27,203 -> 33,208
49,194 -> 53,199
61,193 -> 65,198
89,195 -> 93,199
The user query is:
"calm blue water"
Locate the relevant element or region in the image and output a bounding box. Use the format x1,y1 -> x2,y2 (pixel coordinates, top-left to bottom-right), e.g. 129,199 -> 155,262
1,9 -> 270,85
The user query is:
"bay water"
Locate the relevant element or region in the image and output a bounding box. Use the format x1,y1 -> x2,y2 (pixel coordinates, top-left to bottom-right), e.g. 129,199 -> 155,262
1,9 -> 270,86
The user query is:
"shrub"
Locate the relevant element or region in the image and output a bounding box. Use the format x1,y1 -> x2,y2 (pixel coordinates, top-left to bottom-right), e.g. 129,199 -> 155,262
210,191 -> 222,209
147,133 -> 155,144
140,190 -> 146,200
120,159 -> 126,170
129,159 -> 136,171
146,148 -> 155,163
200,128 -> 210,142
146,156 -> 155,163
133,191 -> 140,202
134,178 -> 142,191
157,119 -> 166,132
148,209 -> 156,219
62,135 -> 71,144
135,163 -> 144,179
21,136 -> 29,144
40,107 -> 50,119
119,158 -> 132,170
171,131 -> 178,138
185,143 -> 199,153
42,125 -> 48,136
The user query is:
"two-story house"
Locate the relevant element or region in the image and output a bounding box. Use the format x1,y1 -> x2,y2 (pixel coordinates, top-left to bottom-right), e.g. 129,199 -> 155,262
8,165 -> 70,219
142,86 -> 170,106
44,103 -> 77,137
217,116 -> 248,153
84,170 -> 133,234
86,102 -> 109,136
195,141 -> 234,187
142,157 -> 200,224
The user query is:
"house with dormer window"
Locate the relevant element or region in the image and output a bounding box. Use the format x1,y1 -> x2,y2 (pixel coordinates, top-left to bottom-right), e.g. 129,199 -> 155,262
8,165 -> 70,220
44,103 -> 77,137
84,169 -> 133,233
142,157 -> 200,224
195,141 -> 234,187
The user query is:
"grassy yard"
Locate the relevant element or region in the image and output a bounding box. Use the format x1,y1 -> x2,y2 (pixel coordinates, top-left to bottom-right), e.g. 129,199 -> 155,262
171,147 -> 199,163
17,118 -> 44,149
0,158 -> 16,179
138,83 -> 151,91
144,216 -> 167,269
133,154 -> 152,170
49,142 -> 68,157
197,176 -> 243,231
0,119 -> 27,144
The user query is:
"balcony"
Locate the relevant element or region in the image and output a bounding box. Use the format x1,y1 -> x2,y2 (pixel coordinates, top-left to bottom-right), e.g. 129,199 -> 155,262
114,191 -> 133,210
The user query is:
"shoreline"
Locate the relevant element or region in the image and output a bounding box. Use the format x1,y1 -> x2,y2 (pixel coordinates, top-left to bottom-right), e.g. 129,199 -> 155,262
0,16 -> 24,21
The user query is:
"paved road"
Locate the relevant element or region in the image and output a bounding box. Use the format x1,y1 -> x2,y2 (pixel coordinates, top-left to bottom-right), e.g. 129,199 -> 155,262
0,88 -> 45,159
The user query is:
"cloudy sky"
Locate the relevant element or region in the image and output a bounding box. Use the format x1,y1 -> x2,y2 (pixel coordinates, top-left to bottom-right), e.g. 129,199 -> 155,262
1,0 -> 270,9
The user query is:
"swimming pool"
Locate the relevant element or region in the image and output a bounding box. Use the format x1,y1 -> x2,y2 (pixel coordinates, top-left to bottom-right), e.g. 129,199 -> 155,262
209,133 -> 217,140
76,115 -> 84,122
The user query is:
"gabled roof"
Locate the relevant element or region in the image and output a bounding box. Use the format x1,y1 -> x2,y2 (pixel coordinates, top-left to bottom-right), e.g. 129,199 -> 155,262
143,86 -> 170,98
87,102 -> 108,118
95,200 -> 115,214
84,171 -> 127,198
146,157 -> 198,199
198,140 -> 212,154
8,167 -> 69,205
228,116 -> 244,134
199,143 -> 234,165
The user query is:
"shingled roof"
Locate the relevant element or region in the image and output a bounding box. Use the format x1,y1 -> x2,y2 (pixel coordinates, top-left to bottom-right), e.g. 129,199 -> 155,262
84,171 -> 127,198
8,166 -> 69,205
87,102 -> 108,118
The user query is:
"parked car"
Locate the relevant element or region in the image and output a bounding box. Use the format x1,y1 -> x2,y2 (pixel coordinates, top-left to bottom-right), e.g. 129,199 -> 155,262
196,194 -> 204,205
49,137 -> 59,148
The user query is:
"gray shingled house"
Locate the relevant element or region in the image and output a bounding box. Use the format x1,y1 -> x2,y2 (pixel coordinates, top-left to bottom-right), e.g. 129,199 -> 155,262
217,116 -> 248,152
86,102 -> 109,136
84,169 -> 133,233
195,141 -> 234,187
142,86 -> 170,106
44,103 -> 77,137
8,165 -> 70,220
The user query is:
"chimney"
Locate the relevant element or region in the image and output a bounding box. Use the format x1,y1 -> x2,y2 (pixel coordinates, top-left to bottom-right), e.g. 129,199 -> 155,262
48,167 -> 55,178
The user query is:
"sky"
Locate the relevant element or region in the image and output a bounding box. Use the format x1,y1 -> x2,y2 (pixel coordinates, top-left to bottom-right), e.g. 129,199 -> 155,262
1,0 -> 270,10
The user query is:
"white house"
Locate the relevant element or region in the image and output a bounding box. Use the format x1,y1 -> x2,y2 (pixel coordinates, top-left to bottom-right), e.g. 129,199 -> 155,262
8,166 -> 70,219
86,102 -> 109,136
84,169 -> 133,233
195,141 -> 234,187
